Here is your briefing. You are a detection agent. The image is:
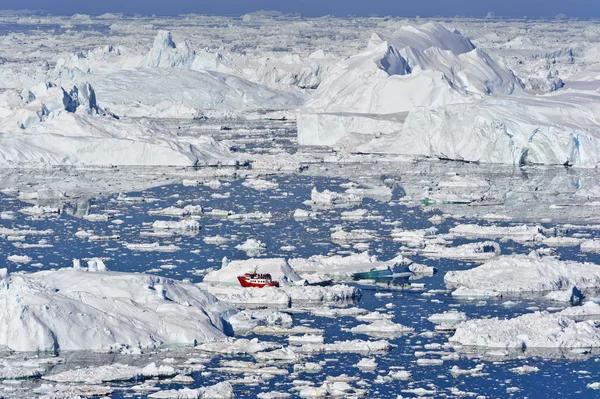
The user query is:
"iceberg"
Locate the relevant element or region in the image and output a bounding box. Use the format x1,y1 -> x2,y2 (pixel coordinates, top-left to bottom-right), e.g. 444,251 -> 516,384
450,307 -> 600,349
297,22 -> 600,166
445,253 -> 600,296
0,267 -> 229,352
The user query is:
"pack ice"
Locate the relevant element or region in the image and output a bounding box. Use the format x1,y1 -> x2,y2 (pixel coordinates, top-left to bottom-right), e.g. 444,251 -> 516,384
0,264 -> 229,352
297,22 -> 600,166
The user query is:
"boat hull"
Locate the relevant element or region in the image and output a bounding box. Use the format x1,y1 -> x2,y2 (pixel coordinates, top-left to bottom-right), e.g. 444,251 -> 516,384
237,275 -> 279,288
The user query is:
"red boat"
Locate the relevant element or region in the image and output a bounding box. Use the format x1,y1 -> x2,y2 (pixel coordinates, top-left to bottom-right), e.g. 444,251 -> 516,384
237,271 -> 280,288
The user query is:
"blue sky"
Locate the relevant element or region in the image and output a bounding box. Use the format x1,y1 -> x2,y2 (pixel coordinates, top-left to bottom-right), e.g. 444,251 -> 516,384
0,0 -> 596,18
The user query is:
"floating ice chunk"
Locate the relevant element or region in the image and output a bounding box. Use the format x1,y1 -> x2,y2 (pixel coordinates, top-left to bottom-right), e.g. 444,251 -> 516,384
331,229 -> 376,243
299,381 -> 364,398
409,264 -> 437,275
89,234 -> 121,241
428,311 -> 468,324
588,382 -> 600,390
289,252 -> 405,281
389,370 -> 412,380
311,307 -> 368,318
542,236 -> 581,247
288,335 -> 324,345
227,309 -> 292,333
196,338 -> 279,355
34,383 -> 114,397
254,347 -> 300,361
450,364 -> 485,377
509,365 -> 539,374
82,213 -> 111,222
144,31 -> 195,69
7,255 -> 32,264
349,319 -> 413,338
235,239 -> 266,256
445,254 -> 600,296
295,339 -> 395,354
216,360 -> 288,375
356,358 -> 377,369
340,209 -> 368,220
356,311 -> 393,322
391,227 -> 438,247
416,359 -> 444,366
450,307 -> 600,349
0,211 -> 15,220
581,239 -> 600,253
560,302 -> 600,321
421,241 -> 500,261
43,362 -> 176,384
287,284 -> 360,303
86,258 -> 108,272
242,178 -> 279,190
544,286 -> 584,304
310,187 -> 361,205
254,326 -> 323,336
0,363 -> 43,380
203,235 -> 230,245
450,287 -> 503,299
148,381 -> 233,399
449,224 -> 544,243
0,227 -> 53,236
258,392 -> 292,398
294,362 -> 323,373
152,219 -> 200,230
125,243 -> 181,252
293,209 -> 317,219
148,205 -> 203,217
228,211 -> 272,221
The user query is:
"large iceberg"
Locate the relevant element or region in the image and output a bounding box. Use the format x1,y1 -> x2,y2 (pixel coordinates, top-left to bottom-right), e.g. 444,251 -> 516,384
54,31 -> 307,118
0,82 -> 239,166
444,253 -> 600,297
450,307 -> 600,349
297,22 -> 600,166
0,266 -> 229,352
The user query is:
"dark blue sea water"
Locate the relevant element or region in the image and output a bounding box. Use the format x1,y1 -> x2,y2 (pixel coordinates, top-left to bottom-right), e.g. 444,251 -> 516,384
1,173 -> 600,398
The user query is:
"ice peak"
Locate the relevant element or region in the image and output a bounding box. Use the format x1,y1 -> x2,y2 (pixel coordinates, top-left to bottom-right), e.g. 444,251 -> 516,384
146,30 -> 195,68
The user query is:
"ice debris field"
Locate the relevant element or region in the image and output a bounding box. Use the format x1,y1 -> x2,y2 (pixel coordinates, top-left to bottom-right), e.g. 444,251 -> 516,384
1,10 -> 600,399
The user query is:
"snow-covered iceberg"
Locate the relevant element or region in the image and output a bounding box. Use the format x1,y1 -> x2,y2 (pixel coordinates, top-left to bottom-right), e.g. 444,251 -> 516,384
298,22 -> 521,147
445,253 -> 600,297
297,22 -> 600,166
0,82 -> 239,166
450,307 -> 600,349
0,266 -> 229,352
